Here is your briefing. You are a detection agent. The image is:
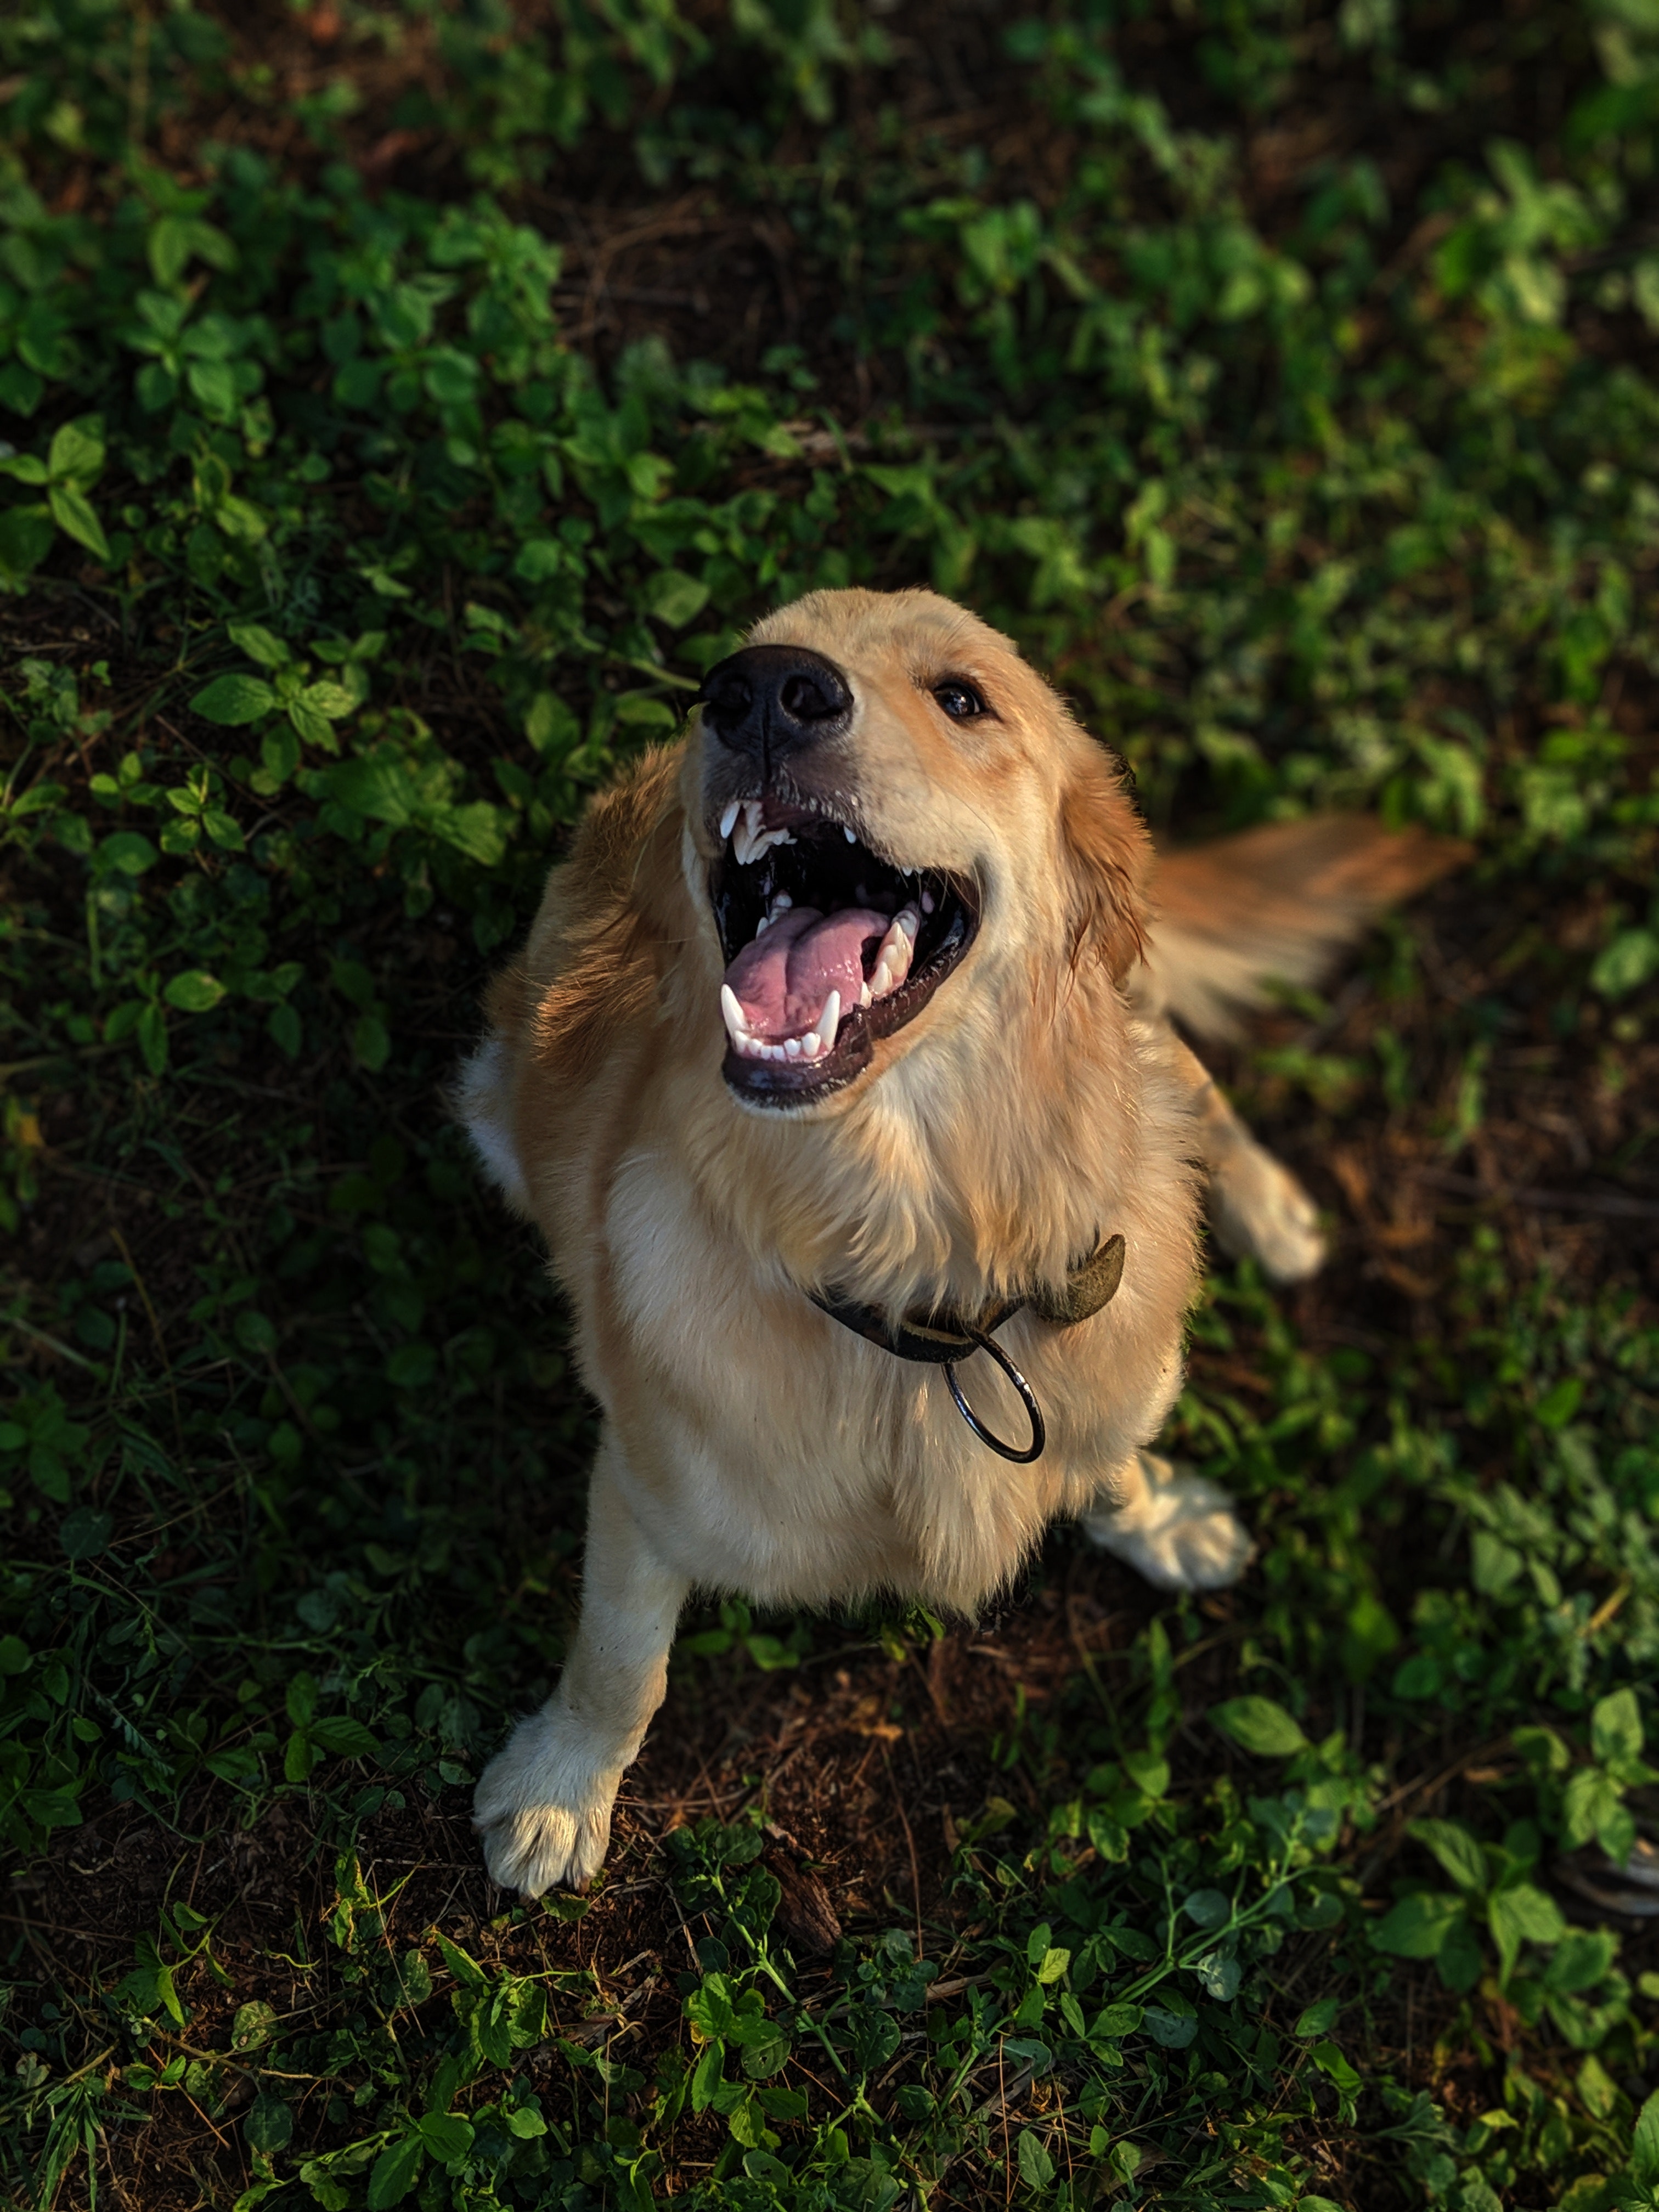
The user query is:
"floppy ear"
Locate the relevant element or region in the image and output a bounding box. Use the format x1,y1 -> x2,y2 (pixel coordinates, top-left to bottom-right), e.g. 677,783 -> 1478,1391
526,744 -> 687,1080
1059,750 -> 1150,981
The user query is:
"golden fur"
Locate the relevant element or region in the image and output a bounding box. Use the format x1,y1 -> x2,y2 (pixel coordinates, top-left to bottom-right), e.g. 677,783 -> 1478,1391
458,586 -> 1458,1896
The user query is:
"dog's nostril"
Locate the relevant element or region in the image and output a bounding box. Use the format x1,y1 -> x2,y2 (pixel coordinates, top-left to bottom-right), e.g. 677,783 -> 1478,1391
779,673 -> 836,721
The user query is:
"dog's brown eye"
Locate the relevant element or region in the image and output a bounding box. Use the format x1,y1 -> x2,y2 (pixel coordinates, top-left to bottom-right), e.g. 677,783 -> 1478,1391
933,680 -> 985,721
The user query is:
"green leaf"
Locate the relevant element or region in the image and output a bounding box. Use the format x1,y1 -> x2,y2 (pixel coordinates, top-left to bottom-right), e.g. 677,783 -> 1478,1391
416,2112 -> 474,2163
191,674 -> 276,726
435,1931 -> 488,1988
1293,1997 -> 1339,2038
286,1672 -> 319,1728
1487,1882 -> 1566,1982
1562,1765 -> 1623,1849
1181,1888 -> 1230,1929
690,2038 -> 724,2112
687,1977 -> 737,2040
95,832 -> 156,876
48,417 -> 105,485
302,680 -> 358,721
137,1002 -> 168,1076
58,1506 -> 112,1560
48,481 -> 110,561
232,2001 -> 278,2051
284,1733 -> 320,1782
1578,2051 -> 1618,2121
244,2091 -> 293,2153
1310,2040 -> 1362,2096
163,970 -> 227,1014
1590,927 -> 1659,999
1407,1819 -> 1488,1895
227,621 -> 291,669
1633,2089 -> 1659,2188
365,2132 -> 425,2210
354,1014 -> 391,1072
1210,1696 -> 1308,1757
1371,1890 -> 1466,1959
1017,2129 -> 1056,2190
1536,1376 -> 1584,1429
268,1002 -> 303,1059
1591,1688 -> 1644,1769
642,568 -> 711,627
149,215 -> 238,288
0,1637 -> 30,1674
308,1716 -> 380,1759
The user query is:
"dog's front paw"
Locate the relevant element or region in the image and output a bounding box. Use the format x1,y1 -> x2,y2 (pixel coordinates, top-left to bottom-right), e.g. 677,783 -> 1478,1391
1082,1452 -> 1254,1592
1210,1145 -> 1327,1285
473,1706 -> 620,1898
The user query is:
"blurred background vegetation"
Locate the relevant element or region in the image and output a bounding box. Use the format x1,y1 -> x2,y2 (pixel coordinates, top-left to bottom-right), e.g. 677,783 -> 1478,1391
2,0 -> 1658,2207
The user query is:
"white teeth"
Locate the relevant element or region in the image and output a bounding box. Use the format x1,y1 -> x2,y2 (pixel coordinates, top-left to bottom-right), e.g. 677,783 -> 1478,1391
770,891 -> 792,915
844,825 -> 856,843
731,794 -> 797,866
717,981 -> 843,1065
866,908 -> 918,1001
719,799 -> 741,841
859,983 -> 872,1008
921,890 -> 935,913
755,914 -> 769,934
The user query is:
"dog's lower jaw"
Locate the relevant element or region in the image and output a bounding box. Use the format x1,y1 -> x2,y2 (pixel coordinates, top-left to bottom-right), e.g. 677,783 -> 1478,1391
1082,1449 -> 1254,1590
473,1701 -> 623,1896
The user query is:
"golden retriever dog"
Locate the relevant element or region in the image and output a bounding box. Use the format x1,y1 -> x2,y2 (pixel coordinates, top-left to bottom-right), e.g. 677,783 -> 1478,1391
457,586 -> 1457,1898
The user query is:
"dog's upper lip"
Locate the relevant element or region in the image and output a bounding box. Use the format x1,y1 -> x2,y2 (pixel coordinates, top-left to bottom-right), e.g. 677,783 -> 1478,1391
707,785 -> 860,844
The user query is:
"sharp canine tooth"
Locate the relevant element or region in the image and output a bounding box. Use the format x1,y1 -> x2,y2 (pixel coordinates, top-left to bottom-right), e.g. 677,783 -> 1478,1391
720,985 -> 750,1047
859,983 -> 872,1008
921,890 -> 935,913
720,799 -> 741,840
817,989 -> 840,1053
844,825 -> 856,843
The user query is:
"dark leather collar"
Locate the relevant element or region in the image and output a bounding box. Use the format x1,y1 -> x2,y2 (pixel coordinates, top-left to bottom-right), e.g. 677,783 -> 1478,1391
807,1233 -> 1126,1463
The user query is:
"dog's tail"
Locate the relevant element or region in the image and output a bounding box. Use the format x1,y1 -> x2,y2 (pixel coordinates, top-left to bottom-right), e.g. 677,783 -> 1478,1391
1138,816 -> 1468,1041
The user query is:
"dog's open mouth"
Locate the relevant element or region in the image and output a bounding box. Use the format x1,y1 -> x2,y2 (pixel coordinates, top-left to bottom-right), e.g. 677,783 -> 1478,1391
709,795 -> 979,1105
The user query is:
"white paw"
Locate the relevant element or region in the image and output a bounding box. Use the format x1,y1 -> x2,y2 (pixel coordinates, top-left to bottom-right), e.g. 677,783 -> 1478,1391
473,1705 -> 620,1898
1082,1452 -> 1255,1592
1209,1144 -> 1327,1285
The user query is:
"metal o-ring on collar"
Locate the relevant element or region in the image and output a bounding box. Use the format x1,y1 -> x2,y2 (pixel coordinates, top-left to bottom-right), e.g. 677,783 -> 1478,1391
942,1326 -> 1046,1464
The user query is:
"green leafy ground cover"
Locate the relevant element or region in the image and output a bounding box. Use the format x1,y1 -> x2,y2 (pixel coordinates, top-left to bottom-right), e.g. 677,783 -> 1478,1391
3,0 -> 1659,2204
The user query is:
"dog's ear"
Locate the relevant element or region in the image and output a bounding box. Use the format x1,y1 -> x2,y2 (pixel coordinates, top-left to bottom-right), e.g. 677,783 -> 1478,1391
1059,750 -> 1150,981
531,745 -> 685,1076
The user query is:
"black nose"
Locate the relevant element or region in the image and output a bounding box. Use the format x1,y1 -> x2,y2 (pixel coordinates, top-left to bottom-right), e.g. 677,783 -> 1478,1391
696,645 -> 853,764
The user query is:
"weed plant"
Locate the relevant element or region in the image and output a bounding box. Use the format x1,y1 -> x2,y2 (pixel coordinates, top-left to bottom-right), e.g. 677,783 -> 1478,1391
2,1 -> 1659,2207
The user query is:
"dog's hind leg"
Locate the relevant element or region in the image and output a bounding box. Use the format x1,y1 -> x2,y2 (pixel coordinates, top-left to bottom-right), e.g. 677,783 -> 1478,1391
1173,1039 -> 1327,1285
1080,1449 -> 1254,1591
474,1432 -> 687,1898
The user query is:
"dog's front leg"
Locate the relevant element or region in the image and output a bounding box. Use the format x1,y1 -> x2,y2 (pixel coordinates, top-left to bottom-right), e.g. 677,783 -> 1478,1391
1081,1448 -> 1254,1592
474,1434 -> 686,1898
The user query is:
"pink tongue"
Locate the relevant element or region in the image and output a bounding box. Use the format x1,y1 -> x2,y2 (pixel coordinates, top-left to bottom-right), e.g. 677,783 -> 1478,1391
724,907 -> 889,1040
